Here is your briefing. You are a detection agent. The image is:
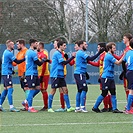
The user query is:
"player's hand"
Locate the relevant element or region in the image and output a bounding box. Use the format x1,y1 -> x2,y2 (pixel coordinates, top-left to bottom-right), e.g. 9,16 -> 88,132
20,73 -> 25,81
64,53 -> 68,60
72,52 -> 76,57
12,70 -> 15,75
98,77 -> 101,83
119,71 -> 126,80
40,76 -> 43,83
85,72 -> 90,80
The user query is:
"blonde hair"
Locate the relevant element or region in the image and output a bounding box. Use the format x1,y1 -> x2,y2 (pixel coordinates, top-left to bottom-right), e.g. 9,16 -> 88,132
106,42 -> 116,51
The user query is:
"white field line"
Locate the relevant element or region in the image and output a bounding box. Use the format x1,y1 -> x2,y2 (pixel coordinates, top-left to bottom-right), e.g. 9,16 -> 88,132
0,121 -> 133,127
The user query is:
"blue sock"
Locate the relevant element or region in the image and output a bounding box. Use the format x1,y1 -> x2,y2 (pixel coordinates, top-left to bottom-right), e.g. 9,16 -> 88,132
64,94 -> 71,109
80,91 -> 86,106
111,95 -> 117,110
94,95 -> 104,109
27,90 -> 35,107
48,94 -> 54,109
33,90 -> 40,98
127,94 -> 133,110
0,89 -> 8,105
76,92 -> 81,107
7,88 -> 14,105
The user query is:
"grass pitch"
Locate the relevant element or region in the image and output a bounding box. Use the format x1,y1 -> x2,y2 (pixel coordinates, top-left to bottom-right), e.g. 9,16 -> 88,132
0,84 -> 133,133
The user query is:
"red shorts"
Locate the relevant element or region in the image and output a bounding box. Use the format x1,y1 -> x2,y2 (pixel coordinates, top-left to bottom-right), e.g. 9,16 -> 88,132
40,75 -> 49,90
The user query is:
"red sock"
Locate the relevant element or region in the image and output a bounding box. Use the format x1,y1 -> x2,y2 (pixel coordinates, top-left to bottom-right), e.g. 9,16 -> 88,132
60,93 -> 65,109
103,95 -> 108,109
108,94 -> 112,108
126,90 -> 129,99
42,91 -> 48,109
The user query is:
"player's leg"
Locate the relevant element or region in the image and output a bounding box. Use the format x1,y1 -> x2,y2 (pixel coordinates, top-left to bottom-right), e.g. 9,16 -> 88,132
26,76 -> 40,113
124,71 -> 133,114
48,77 -> 57,112
40,75 -> 49,111
57,78 -> 74,112
109,80 -> 123,113
92,78 -> 108,113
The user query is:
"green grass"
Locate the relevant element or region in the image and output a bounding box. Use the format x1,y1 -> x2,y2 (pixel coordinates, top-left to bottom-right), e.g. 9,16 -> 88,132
0,84 -> 133,133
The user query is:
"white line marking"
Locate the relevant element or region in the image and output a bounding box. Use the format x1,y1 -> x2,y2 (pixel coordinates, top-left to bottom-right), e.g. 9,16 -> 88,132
1,121 -> 133,127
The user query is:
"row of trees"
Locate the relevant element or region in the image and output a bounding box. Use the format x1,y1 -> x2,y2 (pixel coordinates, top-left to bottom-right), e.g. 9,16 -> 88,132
0,0 -> 133,44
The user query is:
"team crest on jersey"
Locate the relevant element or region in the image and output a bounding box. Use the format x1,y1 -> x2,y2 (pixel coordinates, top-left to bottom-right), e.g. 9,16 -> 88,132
55,84 -> 57,87
9,81 -> 12,84
105,86 -> 108,89
32,83 -> 35,86
83,83 -> 86,86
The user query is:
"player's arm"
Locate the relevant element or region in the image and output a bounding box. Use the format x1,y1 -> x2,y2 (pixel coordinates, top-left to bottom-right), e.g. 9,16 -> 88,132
88,60 -> 99,67
69,59 -> 75,66
34,58 -> 49,66
113,54 -> 123,60
13,58 -> 25,64
86,48 -> 104,61
114,53 -> 125,65
62,56 -> 75,65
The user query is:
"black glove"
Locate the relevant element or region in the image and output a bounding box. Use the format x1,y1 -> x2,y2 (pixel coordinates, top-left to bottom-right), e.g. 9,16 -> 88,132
85,72 -> 90,80
99,47 -> 105,54
119,71 -> 126,80
40,76 -> 43,83
64,53 -> 68,60
98,77 -> 101,83
20,73 -> 25,81
12,70 -> 15,75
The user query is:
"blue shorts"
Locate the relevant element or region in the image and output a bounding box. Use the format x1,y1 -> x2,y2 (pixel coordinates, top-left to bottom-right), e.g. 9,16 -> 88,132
74,74 -> 88,92
51,77 -> 66,88
2,75 -> 13,87
26,75 -> 40,88
126,70 -> 133,90
101,78 -> 116,90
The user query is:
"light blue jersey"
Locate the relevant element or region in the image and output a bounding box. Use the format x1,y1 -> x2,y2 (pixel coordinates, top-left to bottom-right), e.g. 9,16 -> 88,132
50,50 -> 64,78
74,50 -> 88,74
102,53 -> 116,79
2,49 -> 16,75
25,49 -> 38,76
123,50 -> 133,70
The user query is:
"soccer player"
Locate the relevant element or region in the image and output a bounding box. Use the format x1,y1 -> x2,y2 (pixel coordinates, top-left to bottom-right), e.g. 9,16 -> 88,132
52,39 -> 68,112
0,40 -> 25,112
92,42 -> 125,113
12,39 -> 29,110
74,40 -> 104,112
48,41 -> 76,112
88,42 -> 112,112
25,39 -> 49,113
37,42 -> 51,111
114,33 -> 132,101
123,38 -> 133,114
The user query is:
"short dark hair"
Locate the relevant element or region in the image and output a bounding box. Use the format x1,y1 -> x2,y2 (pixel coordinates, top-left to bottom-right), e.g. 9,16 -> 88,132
124,33 -> 133,41
129,39 -> 133,49
29,39 -> 37,45
77,40 -> 84,47
57,41 -> 64,48
16,39 -> 25,45
106,42 -> 116,51
55,38 -> 61,42
98,42 -> 107,52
